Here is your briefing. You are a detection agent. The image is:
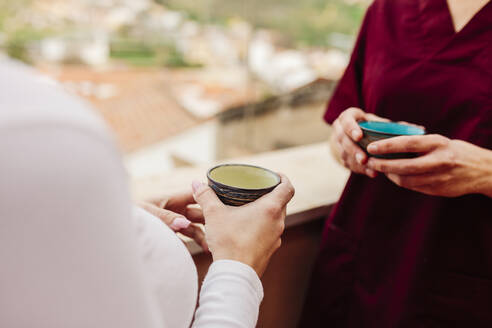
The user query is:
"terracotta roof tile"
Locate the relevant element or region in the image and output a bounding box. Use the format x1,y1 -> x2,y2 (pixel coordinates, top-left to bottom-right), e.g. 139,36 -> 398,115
38,66 -> 201,153
39,65 -> 260,153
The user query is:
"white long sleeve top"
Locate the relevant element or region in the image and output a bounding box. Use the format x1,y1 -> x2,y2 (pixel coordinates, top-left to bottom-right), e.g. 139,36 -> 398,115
0,58 -> 263,328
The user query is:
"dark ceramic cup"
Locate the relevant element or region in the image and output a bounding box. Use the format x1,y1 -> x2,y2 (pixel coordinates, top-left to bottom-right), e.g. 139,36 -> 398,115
358,121 -> 425,159
207,164 -> 281,206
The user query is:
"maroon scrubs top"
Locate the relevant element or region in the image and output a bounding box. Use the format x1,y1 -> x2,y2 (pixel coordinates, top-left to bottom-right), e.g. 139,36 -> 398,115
300,1 -> 492,327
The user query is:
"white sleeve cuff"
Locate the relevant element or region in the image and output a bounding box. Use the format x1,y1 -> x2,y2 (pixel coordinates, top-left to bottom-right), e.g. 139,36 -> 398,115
192,259 -> 264,328
207,260 -> 264,302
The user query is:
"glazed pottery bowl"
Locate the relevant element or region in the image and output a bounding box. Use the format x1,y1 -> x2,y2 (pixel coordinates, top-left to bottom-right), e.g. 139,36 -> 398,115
358,121 -> 425,159
207,164 -> 281,206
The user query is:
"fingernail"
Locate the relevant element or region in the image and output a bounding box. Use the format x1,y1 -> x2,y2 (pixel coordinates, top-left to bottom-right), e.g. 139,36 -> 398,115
367,144 -> 378,153
192,180 -> 203,194
355,153 -> 364,164
366,168 -> 377,178
351,130 -> 360,140
170,216 -> 191,230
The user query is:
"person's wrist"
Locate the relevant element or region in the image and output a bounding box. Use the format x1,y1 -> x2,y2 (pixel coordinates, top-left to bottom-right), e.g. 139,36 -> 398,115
453,140 -> 492,198
475,145 -> 492,198
212,251 -> 263,277
479,164 -> 492,198
484,177 -> 492,198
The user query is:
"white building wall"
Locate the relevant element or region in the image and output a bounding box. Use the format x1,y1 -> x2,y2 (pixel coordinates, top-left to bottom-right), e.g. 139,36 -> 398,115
124,121 -> 217,179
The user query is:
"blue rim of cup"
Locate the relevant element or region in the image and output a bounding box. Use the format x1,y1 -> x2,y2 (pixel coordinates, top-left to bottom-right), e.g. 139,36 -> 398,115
358,121 -> 425,137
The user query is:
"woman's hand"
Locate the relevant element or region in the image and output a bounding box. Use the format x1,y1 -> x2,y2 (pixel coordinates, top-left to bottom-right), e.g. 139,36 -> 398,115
192,174 -> 295,277
366,134 -> 492,198
331,107 -> 390,178
139,191 -> 209,251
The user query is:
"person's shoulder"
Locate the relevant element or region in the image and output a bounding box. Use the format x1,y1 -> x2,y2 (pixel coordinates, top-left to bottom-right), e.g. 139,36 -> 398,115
369,0 -> 413,13
364,0 -> 414,30
0,58 -> 110,143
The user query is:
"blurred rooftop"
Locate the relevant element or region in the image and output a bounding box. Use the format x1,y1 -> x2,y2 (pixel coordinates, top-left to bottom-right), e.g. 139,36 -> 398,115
39,65 -> 260,152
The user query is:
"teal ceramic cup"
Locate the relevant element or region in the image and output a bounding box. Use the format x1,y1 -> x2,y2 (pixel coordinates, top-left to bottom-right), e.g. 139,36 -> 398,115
207,164 -> 281,206
358,121 -> 425,159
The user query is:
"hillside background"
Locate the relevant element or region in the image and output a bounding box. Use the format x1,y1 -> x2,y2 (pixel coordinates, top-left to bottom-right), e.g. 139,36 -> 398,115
158,0 -> 369,47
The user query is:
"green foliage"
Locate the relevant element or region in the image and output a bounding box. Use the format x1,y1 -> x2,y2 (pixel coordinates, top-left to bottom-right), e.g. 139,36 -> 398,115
111,40 -> 158,66
5,27 -> 50,63
0,0 -> 58,63
110,39 -> 202,68
163,45 -> 202,68
0,0 -> 367,66
156,0 -> 368,47
0,0 -> 35,33
6,39 -> 29,63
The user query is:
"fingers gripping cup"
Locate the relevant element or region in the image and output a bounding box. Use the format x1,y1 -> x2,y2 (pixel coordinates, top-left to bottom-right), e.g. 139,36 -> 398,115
358,121 -> 425,159
207,164 -> 281,206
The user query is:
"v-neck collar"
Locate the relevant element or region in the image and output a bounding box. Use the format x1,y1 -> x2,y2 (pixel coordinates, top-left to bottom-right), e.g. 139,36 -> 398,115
415,0 -> 492,58
442,0 -> 492,36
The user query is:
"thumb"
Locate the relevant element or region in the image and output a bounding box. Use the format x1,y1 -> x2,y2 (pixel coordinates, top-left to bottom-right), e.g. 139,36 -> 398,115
139,202 -> 191,232
365,113 -> 390,122
260,173 -> 295,206
192,180 -> 223,213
